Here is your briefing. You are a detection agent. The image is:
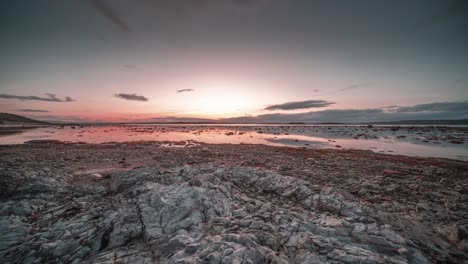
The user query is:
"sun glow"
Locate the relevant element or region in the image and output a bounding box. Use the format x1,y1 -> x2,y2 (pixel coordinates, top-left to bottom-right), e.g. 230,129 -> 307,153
189,93 -> 256,117
168,80 -> 259,118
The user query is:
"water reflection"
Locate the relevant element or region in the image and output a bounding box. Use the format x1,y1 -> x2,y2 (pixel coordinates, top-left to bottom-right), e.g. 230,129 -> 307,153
0,124 -> 467,161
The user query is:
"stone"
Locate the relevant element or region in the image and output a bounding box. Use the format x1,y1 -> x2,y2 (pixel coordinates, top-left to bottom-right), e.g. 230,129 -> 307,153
1,153 -> 467,263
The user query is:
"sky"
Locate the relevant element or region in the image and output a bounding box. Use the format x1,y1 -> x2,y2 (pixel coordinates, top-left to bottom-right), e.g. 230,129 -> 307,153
0,0 -> 467,123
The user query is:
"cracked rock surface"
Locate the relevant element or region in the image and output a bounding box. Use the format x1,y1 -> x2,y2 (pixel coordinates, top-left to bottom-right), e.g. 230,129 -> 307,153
0,142 -> 467,263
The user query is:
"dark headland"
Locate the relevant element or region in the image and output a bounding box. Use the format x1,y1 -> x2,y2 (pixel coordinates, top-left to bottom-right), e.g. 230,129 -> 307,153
0,113 -> 49,125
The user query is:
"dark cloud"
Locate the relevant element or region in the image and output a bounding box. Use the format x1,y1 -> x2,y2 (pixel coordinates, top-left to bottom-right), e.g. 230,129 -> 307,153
114,93 -> 149,102
340,83 -> 369,92
380,105 -> 399,110
86,0 -> 131,33
395,101 -> 468,113
227,101 -> 468,123
264,100 -> 335,110
176,89 -> 195,93
0,93 -> 75,102
17,109 -> 49,113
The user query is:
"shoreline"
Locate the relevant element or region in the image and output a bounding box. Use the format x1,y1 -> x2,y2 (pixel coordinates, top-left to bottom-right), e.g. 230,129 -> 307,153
1,124 -> 467,161
3,138 -> 468,163
1,142 -> 467,263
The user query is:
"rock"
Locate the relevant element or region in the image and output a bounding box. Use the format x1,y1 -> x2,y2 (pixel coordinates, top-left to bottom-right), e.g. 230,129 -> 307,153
1,145 -> 467,263
435,224 -> 458,243
0,216 -> 30,251
383,169 -> 398,175
398,247 -> 408,255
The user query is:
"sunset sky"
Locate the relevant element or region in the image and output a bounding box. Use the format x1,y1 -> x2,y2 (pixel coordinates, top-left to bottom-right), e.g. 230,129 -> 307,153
1,0 -> 467,123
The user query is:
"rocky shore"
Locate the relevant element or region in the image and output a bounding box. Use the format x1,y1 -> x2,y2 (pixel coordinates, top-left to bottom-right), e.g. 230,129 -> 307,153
1,141 -> 467,263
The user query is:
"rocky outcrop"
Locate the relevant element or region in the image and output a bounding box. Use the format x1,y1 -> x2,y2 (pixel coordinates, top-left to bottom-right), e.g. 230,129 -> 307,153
2,163 -> 467,263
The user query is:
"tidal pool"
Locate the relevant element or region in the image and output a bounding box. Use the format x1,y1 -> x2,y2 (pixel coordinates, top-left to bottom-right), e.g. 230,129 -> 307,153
1,124 -> 467,161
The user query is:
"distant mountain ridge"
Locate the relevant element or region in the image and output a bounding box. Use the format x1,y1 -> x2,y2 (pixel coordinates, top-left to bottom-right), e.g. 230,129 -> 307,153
0,113 -> 49,124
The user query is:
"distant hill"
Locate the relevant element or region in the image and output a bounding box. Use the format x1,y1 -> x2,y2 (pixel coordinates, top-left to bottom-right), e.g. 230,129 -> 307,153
0,113 -> 49,124
368,119 -> 468,125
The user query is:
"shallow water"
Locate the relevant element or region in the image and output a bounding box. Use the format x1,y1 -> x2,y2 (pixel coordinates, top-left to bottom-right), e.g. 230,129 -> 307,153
1,124 -> 467,161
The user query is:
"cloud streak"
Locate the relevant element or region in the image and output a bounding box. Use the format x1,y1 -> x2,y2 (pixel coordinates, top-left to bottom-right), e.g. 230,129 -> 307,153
86,0 -> 131,33
340,83 -> 369,92
17,109 -> 49,113
265,100 -> 335,110
176,89 -> 195,93
122,64 -> 138,71
395,101 -> 468,113
0,93 -> 75,102
114,93 -> 149,102
85,0 -> 265,34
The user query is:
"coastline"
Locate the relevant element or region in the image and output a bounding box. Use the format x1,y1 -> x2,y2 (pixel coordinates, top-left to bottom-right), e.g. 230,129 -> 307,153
1,141 -> 467,263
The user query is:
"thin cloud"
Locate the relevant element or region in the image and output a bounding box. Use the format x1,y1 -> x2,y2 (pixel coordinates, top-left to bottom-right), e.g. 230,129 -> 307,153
380,105 -> 399,112
122,64 -> 138,71
0,93 -> 75,102
396,101 -> 468,113
340,83 -> 369,92
17,109 -> 49,113
86,0 -> 131,33
86,0 -> 267,30
265,100 -> 335,111
177,89 -> 195,93
114,93 -> 149,102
